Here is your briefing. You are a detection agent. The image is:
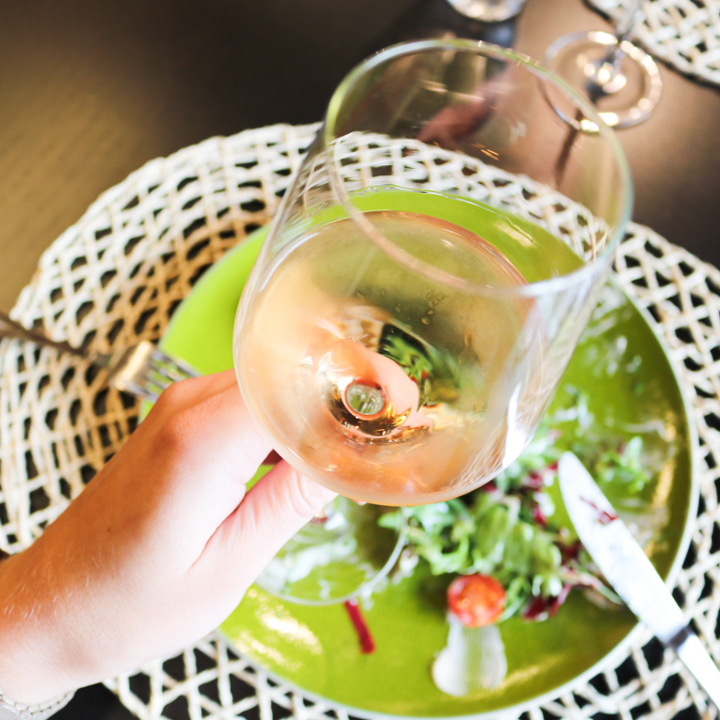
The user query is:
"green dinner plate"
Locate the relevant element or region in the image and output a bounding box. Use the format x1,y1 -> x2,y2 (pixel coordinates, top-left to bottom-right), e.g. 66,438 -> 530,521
160,227 -> 696,718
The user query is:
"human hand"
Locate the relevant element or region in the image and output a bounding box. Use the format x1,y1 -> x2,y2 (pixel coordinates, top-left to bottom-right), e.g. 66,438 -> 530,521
0,370 -> 336,703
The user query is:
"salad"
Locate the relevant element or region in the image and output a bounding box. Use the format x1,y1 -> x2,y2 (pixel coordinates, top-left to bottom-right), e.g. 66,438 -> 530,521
379,391 -> 648,624
371,388 -> 659,693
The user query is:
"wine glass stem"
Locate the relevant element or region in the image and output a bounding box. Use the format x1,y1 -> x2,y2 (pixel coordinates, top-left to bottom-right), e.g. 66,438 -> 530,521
614,0 -> 644,45
592,0 -> 644,92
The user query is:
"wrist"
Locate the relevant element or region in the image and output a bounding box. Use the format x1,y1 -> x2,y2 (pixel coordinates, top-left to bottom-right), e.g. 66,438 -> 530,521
0,548 -> 84,705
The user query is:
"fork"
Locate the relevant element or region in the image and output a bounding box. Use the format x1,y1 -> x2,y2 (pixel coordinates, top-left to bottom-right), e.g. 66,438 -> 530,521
0,310 -> 200,402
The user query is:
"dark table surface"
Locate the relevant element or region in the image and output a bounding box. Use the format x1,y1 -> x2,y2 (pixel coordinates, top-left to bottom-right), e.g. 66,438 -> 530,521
2,0 -> 718,717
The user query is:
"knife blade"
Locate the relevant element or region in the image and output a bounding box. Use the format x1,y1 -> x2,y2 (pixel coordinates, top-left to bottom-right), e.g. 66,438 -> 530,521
558,451 -> 720,707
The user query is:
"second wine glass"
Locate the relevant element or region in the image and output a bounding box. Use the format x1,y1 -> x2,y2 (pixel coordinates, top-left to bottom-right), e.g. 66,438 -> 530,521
545,0 -> 663,128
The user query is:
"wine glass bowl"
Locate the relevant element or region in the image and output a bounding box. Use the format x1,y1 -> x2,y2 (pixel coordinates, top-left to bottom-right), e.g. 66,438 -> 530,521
234,40 -> 632,507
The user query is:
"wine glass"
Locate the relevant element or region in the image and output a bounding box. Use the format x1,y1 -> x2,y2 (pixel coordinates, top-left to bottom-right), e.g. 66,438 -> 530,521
233,40 -> 632,513
545,0 -> 662,128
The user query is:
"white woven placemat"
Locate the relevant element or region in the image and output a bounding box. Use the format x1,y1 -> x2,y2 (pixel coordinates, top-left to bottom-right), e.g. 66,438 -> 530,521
586,0 -> 720,85
2,123 -> 720,719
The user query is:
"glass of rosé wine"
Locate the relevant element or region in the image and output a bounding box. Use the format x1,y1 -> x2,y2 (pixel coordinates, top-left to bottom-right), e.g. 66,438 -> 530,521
233,39 -> 632,603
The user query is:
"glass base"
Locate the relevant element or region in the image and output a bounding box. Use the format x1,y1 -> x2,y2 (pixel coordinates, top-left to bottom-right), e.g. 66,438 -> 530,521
445,0 -> 526,22
256,496 -> 407,605
545,30 -> 662,129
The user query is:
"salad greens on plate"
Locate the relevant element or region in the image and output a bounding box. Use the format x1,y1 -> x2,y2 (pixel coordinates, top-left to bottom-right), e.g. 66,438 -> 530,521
378,387 -> 652,626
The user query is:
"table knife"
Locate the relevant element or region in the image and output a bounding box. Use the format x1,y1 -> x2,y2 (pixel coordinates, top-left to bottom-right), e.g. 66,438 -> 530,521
558,451 -> 720,707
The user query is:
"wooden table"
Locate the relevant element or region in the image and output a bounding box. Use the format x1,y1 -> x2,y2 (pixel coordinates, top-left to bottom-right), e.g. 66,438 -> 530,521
1,0 -> 718,717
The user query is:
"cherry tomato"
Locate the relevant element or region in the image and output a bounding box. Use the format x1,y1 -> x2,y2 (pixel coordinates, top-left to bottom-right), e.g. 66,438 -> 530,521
447,573 -> 505,627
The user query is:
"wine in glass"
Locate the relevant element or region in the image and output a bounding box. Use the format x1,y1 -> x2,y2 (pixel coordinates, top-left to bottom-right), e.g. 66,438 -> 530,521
234,40 -> 632,516
545,0 -> 662,128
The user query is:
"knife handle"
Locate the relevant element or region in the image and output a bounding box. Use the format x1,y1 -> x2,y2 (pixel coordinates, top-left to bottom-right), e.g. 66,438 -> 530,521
671,627 -> 720,707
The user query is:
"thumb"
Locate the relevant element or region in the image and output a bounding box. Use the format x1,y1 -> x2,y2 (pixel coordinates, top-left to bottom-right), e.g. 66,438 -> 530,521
200,460 -> 337,589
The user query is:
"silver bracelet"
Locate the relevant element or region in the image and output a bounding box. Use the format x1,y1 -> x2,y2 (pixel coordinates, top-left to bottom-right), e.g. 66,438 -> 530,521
0,689 -> 74,720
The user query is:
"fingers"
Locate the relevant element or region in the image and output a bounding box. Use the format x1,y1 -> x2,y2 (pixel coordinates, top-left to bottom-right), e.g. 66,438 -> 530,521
196,459 -> 337,589
243,460 -> 337,546
147,368 -> 238,420
100,371 -> 273,561
149,370 -> 271,482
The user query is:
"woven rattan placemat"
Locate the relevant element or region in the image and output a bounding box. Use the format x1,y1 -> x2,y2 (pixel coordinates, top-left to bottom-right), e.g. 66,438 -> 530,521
2,123 -> 720,718
586,0 -> 720,85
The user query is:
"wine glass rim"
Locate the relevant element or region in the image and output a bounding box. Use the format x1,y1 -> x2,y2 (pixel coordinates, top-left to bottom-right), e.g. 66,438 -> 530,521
322,38 -> 634,300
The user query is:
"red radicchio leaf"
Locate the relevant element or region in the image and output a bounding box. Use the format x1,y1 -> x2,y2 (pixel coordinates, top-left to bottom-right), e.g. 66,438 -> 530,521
532,505 -> 548,528
581,497 -> 618,525
559,539 -> 583,564
548,583 -> 573,617
526,471 -> 544,490
522,595 -> 548,621
344,599 -> 376,654
522,583 -> 574,621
